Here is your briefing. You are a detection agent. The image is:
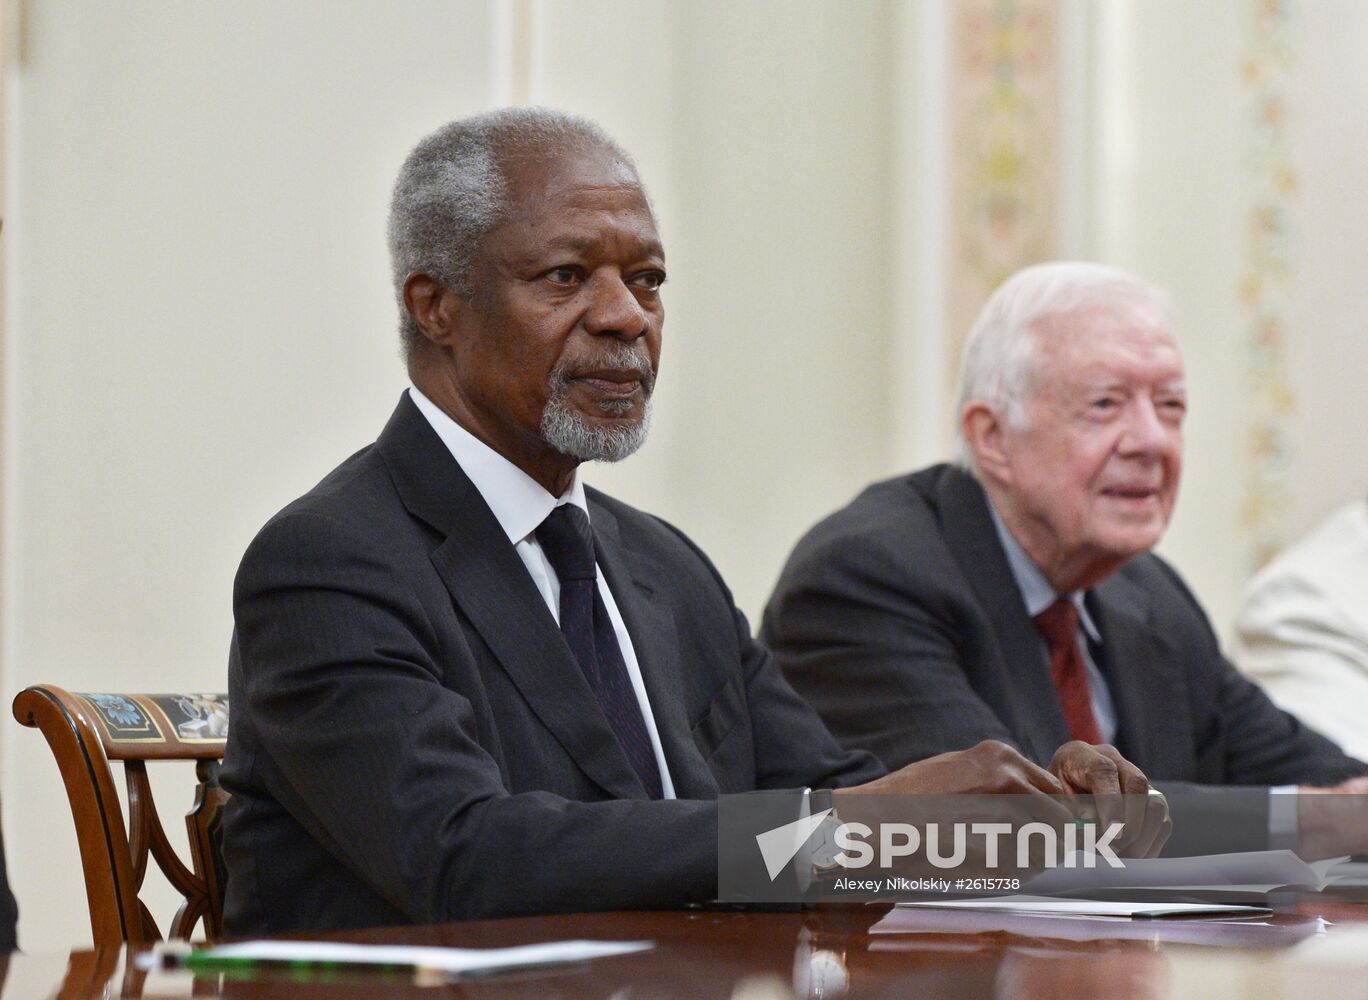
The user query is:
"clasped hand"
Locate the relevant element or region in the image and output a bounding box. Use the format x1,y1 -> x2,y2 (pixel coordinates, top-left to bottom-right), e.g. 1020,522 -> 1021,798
831,739 -> 1171,875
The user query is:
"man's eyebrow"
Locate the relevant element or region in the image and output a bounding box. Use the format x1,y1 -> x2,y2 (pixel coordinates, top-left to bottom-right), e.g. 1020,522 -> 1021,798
538,232 -> 666,259
1074,379 -> 1128,393
540,233 -> 600,254
1075,376 -> 1187,393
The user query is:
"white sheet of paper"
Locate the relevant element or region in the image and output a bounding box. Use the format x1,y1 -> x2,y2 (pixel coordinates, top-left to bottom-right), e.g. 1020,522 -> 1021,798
870,905 -> 1325,947
198,938 -> 654,974
1023,849 -> 1346,894
894,895 -> 1269,919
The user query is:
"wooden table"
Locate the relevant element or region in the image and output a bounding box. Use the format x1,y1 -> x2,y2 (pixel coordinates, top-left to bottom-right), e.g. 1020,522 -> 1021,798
10,898 -> 1368,999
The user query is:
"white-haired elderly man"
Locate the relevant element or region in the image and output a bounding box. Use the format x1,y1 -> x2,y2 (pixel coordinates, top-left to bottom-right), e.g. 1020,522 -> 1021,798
221,117 -> 1165,936
764,261 -> 1368,856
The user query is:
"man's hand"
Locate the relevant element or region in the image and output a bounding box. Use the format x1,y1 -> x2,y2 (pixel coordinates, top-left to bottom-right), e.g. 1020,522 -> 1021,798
840,739 -> 1065,799
1049,741 -> 1171,858
1303,775 -> 1368,795
835,739 -> 1170,859
831,740 -> 1072,876
1295,776 -> 1368,858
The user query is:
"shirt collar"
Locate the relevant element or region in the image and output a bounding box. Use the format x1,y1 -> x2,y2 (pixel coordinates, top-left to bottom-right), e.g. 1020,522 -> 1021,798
408,386 -> 588,544
986,500 -> 1101,643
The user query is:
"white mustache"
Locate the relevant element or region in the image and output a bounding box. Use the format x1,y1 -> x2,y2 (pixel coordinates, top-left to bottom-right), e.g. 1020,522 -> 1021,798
551,346 -> 656,394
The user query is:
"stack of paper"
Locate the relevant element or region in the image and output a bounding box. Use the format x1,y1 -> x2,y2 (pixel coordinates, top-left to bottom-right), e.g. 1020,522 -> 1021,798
893,897 -> 1270,919
870,903 -> 1325,948
1023,849 -> 1346,896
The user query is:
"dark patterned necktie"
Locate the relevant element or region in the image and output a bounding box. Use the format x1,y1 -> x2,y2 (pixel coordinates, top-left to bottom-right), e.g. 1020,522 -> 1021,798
1033,599 -> 1103,745
536,504 -> 664,799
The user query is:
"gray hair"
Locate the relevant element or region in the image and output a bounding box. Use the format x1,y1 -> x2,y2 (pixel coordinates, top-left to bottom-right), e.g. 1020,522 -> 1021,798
387,107 -> 639,354
953,261 -> 1174,471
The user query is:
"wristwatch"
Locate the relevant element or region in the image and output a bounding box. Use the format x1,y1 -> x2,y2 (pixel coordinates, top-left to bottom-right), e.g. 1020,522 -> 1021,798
808,789 -> 845,875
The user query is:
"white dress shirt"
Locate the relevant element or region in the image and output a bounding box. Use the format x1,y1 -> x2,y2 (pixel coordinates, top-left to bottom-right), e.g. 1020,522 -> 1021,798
408,386 -> 676,798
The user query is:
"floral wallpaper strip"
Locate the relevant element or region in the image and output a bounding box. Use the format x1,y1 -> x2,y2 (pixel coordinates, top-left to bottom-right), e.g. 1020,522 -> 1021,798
1238,0 -> 1298,571
947,0 -> 1059,391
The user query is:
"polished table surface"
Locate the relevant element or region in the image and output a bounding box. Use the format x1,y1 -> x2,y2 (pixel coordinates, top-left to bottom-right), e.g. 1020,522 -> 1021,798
10,898 -> 1368,1000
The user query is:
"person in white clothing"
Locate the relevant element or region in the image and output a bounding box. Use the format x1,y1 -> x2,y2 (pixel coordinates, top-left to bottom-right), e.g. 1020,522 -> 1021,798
1236,499 -> 1368,760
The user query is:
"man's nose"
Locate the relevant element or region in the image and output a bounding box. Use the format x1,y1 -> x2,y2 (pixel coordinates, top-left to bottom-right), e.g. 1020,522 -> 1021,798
583,271 -> 649,339
1119,399 -> 1173,454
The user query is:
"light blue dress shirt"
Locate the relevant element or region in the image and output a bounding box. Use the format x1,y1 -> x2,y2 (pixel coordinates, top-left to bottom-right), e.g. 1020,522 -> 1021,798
987,504 -> 1118,743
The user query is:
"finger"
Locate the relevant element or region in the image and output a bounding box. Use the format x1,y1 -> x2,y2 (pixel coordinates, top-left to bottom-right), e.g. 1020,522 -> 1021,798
1000,795 -> 1073,872
1018,758 -> 1068,796
1091,746 -> 1153,848
1020,814 -> 1069,873
1051,743 -> 1123,832
1022,786 -> 1077,828
1122,787 -> 1168,858
1050,742 -> 1121,794
1132,788 -> 1172,858
978,740 -> 1067,795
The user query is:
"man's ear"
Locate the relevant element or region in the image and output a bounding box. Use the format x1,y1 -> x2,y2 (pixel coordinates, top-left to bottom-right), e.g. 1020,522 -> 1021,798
961,402 -> 1013,484
403,273 -> 461,347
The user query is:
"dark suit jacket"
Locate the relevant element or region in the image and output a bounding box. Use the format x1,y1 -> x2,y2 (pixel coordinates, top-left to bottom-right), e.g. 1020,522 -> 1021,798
222,394 -> 881,935
762,464 -> 1366,794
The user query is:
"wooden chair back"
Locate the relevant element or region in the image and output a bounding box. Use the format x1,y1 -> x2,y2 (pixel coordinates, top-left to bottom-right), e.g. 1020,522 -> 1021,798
12,684 -> 229,946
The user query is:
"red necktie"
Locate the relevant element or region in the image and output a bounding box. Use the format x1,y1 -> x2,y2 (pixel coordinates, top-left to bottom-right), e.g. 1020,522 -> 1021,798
1032,599 -> 1103,745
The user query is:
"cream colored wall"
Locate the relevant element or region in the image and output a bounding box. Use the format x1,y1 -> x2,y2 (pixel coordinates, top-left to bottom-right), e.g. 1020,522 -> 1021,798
572,0 -> 899,623
1284,0 -> 1368,537
1087,0 -> 1248,634
1086,0 -> 1368,633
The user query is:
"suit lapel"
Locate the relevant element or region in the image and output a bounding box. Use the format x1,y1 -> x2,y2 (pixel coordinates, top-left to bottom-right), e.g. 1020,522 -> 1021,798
590,498 -> 718,799
1088,572 -> 1191,773
375,395 -> 648,800
932,468 -> 1070,763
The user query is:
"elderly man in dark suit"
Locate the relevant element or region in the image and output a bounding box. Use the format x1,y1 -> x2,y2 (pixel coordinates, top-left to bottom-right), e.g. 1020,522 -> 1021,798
764,261 -> 1368,854
221,113 -> 1163,935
